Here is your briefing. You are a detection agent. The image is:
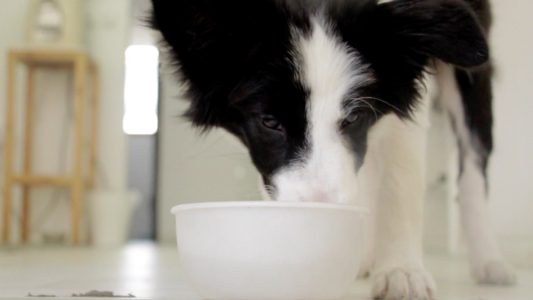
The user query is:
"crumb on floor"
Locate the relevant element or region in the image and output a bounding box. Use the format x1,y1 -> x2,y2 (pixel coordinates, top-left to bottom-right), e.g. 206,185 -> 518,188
27,291 -> 135,298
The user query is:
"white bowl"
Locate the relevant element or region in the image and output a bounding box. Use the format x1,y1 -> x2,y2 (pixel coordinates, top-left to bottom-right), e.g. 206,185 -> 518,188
171,201 -> 368,300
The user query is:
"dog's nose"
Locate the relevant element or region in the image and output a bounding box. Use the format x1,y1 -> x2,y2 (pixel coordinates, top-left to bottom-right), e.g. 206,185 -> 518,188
307,190 -> 333,203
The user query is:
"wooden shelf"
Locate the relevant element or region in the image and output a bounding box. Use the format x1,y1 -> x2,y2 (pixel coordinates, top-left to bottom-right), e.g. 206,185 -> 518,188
2,48 -> 99,245
9,48 -> 97,68
11,175 -> 73,187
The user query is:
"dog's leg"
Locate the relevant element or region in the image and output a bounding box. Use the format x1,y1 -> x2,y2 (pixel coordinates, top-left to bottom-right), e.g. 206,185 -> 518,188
363,112 -> 435,300
439,63 -> 516,285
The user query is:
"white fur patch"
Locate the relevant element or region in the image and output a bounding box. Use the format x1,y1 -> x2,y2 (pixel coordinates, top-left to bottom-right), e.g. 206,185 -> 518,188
272,18 -> 372,203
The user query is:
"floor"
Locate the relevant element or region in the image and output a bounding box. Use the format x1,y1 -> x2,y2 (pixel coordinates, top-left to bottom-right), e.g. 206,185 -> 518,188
0,243 -> 531,300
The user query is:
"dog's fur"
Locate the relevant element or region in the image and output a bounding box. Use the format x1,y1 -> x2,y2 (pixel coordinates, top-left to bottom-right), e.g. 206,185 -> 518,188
151,0 -> 516,298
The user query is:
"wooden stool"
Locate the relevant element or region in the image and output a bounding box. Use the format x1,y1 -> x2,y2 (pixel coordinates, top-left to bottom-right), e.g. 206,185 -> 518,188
2,49 -> 99,245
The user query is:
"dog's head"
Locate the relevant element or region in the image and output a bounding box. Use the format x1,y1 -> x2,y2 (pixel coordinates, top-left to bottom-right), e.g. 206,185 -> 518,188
152,0 -> 489,202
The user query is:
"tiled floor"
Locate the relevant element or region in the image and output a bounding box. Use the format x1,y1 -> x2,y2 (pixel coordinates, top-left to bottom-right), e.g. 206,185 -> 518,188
0,243 -> 531,300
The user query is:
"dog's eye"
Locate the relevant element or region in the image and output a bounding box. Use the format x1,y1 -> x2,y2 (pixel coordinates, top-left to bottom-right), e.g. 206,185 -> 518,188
261,115 -> 284,133
341,113 -> 359,130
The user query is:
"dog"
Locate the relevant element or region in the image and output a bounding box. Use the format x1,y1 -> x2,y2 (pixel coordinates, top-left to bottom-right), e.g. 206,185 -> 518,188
151,0 -> 516,298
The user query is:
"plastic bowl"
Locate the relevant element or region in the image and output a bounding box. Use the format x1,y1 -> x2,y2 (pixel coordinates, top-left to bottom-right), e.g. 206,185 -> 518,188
171,201 -> 368,300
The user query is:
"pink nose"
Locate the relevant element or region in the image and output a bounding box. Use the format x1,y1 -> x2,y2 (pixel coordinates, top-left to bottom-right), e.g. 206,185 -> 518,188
307,190 -> 332,203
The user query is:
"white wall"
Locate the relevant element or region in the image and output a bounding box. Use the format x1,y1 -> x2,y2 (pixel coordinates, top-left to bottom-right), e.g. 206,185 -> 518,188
0,3 -> 28,144
0,0 -> 130,243
489,0 -> 533,241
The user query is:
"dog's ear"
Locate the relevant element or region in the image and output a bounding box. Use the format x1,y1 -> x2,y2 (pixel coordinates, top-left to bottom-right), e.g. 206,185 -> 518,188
332,0 -> 489,117
151,0 -> 289,128
375,0 -> 489,68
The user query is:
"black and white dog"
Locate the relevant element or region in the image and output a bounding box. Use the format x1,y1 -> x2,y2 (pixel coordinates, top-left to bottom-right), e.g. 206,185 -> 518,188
152,0 -> 515,298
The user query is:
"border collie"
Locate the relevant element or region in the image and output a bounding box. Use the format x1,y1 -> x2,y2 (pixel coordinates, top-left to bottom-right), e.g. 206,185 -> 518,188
151,0 -> 516,298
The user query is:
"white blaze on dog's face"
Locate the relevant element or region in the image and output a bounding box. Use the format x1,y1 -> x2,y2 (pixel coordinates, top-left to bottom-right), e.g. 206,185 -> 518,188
272,20 -> 373,203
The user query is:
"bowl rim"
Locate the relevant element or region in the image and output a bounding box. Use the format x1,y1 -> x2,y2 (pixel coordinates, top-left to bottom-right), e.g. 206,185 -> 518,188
171,201 -> 369,215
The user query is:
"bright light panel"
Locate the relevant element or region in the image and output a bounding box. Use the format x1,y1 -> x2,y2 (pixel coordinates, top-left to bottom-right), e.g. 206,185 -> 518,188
123,45 -> 159,135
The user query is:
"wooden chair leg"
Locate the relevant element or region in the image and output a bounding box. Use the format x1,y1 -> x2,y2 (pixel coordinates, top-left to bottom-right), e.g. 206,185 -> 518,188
2,178 -> 12,243
21,66 -> 36,243
2,52 -> 17,243
89,64 -> 99,189
72,55 -> 87,245
72,180 -> 84,245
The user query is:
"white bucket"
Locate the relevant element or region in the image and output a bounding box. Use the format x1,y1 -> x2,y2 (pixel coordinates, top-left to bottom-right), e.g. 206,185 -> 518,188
89,190 -> 139,248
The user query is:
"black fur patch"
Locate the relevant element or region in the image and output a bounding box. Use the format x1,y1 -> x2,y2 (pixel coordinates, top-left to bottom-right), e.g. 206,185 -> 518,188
455,64 -> 493,176
151,0 -> 310,176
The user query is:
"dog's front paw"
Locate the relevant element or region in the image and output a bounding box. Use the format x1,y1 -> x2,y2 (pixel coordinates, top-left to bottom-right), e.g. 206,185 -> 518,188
372,268 -> 436,300
472,260 -> 516,286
